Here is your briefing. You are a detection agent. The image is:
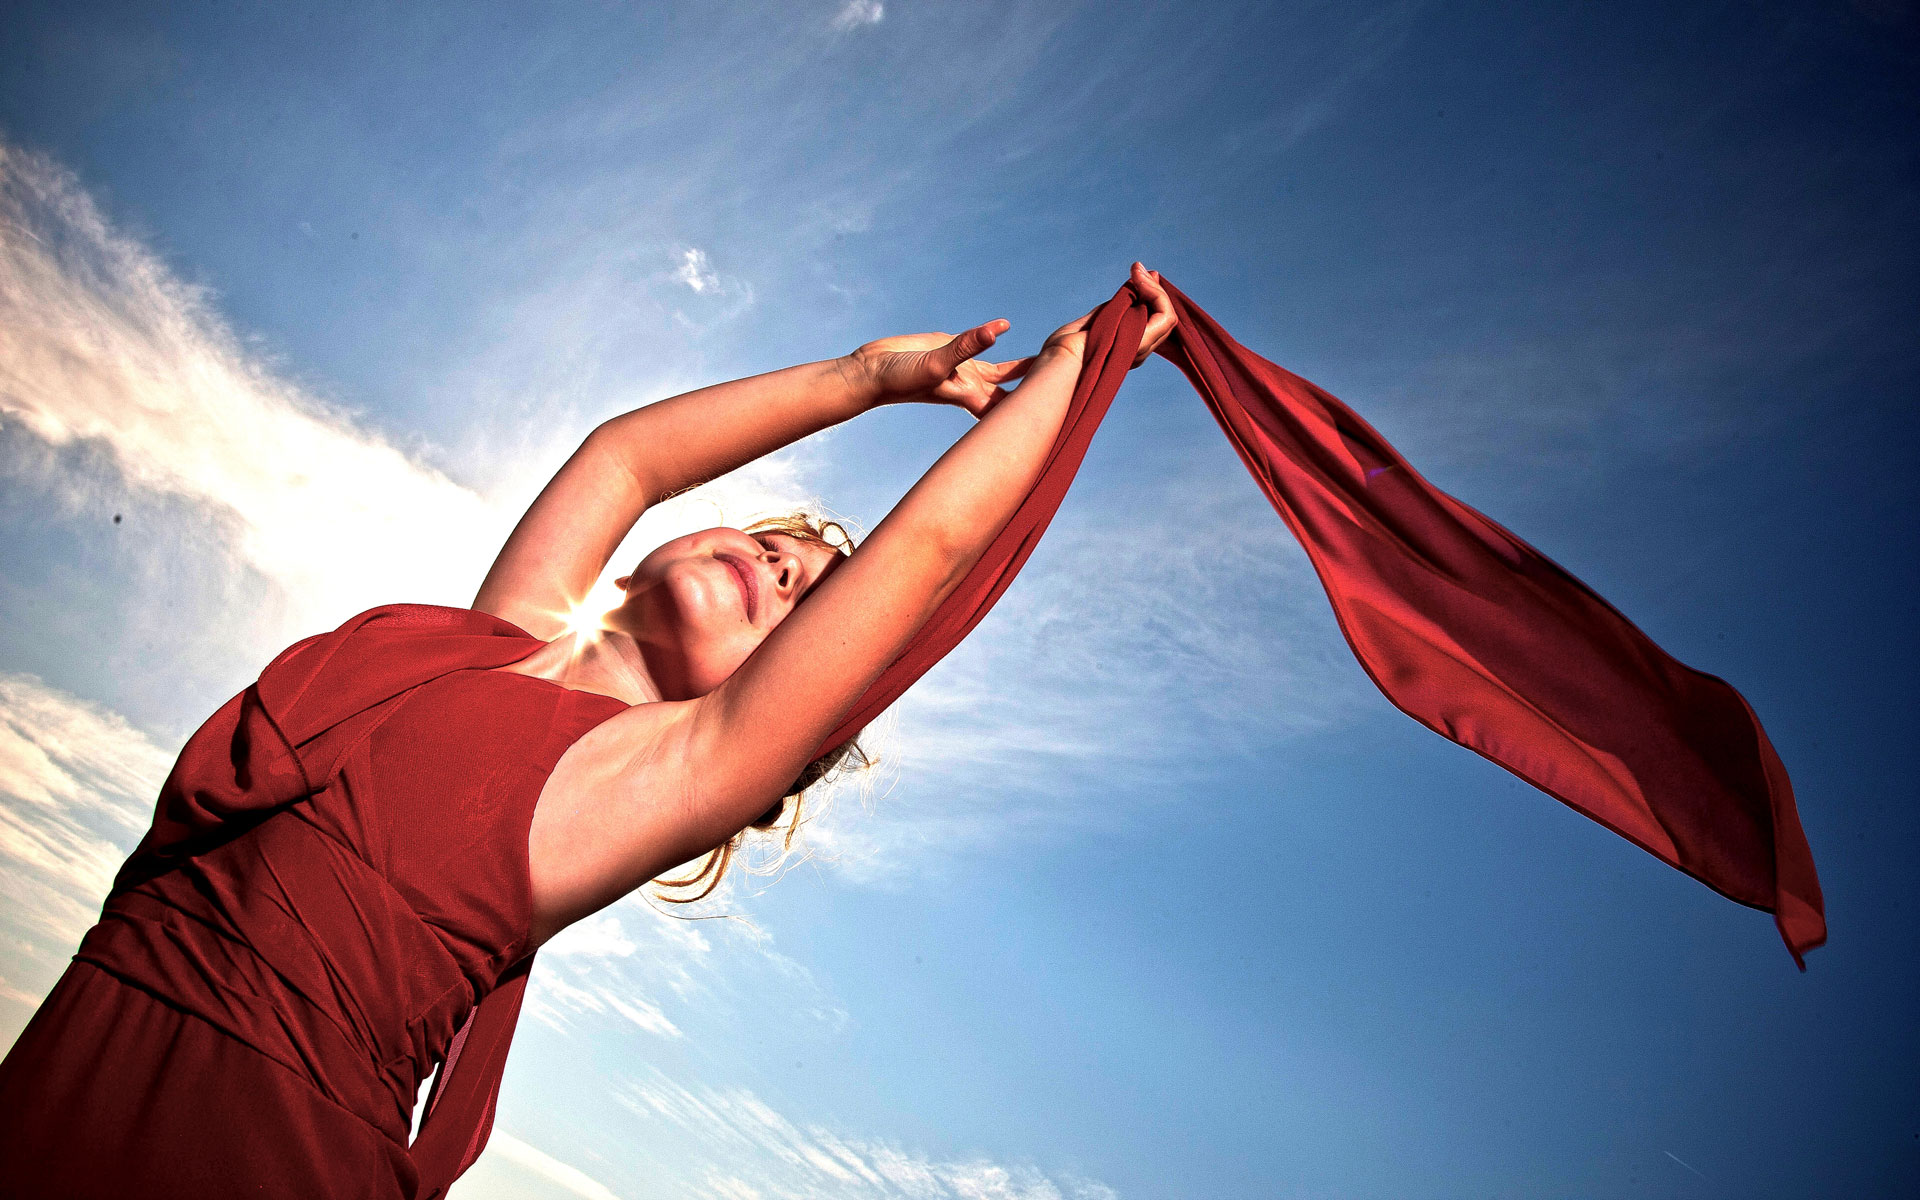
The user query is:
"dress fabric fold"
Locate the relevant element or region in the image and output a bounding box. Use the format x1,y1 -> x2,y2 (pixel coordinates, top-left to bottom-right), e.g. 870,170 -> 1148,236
0,276 -> 1822,1199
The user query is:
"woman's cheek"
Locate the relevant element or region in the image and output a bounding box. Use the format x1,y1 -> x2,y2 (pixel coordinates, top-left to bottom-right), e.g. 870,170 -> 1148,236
667,561 -> 726,626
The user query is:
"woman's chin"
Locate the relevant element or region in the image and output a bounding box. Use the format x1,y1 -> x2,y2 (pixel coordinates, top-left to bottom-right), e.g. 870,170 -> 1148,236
626,634 -> 746,702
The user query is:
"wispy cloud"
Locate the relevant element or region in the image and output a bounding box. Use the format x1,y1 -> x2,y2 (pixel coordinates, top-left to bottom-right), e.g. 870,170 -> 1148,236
1212,1 -> 1423,160
663,246 -> 758,334
806,461 -> 1372,882
676,247 -> 722,294
1663,1149 -> 1708,1180
0,141 -> 496,633
615,1069 -> 1118,1200
530,967 -> 685,1040
0,672 -> 171,1034
830,1 -> 885,33
0,136 -> 819,715
464,1132 -> 628,1200
527,890 -> 846,1046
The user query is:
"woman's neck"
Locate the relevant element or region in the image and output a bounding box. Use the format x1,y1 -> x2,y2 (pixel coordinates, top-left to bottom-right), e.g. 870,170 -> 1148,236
499,629 -> 664,706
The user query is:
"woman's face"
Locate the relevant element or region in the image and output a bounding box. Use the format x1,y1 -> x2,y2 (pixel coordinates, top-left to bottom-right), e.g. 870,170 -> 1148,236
610,526 -> 844,699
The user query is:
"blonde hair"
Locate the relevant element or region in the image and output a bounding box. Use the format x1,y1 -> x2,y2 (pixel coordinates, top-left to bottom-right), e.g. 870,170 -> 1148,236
651,510 -> 870,904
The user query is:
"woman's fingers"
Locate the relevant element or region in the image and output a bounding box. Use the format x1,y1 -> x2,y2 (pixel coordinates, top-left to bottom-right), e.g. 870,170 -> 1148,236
935,320 -> 1008,378
1130,262 -> 1178,366
984,355 -> 1035,383
947,357 -> 1034,417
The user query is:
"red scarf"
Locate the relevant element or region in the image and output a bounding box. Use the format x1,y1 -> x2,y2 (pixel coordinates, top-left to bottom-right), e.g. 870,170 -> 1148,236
820,277 -> 1823,971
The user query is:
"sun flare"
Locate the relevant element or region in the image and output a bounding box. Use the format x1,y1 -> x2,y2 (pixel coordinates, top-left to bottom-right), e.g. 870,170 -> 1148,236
559,579 -> 625,643
560,604 -> 602,641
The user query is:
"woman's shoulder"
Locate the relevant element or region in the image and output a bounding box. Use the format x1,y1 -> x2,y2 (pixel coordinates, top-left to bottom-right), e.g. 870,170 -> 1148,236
337,602 -> 534,638
252,603 -> 551,748
524,693 -> 710,940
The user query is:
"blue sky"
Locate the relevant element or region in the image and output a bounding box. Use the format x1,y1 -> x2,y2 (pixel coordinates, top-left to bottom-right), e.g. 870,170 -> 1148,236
1,1 -> 1915,1197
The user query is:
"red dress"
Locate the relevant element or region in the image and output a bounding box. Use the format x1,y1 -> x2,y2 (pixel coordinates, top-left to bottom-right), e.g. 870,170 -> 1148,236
0,606 -> 626,1198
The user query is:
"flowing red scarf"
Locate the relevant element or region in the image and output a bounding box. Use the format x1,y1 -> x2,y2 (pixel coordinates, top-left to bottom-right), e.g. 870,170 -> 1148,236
153,277 -> 1821,1195
818,277 -> 1824,967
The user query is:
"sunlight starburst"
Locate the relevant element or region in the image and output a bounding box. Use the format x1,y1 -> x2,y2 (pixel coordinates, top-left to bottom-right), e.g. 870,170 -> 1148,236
558,579 -> 626,643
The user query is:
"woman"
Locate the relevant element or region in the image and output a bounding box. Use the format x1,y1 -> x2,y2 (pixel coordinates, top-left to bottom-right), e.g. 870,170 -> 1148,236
0,265 -> 1178,1198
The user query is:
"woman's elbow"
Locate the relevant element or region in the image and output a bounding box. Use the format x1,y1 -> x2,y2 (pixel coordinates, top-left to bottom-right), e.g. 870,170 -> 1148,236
918,518 -> 988,597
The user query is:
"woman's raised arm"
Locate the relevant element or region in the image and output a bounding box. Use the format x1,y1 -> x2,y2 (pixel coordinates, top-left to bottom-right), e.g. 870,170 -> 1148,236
668,267 -> 1179,853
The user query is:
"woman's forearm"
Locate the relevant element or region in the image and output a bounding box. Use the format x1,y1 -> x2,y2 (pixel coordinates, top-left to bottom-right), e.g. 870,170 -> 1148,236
683,344 -> 1091,812
682,276 -> 1173,816
590,356 -> 877,504
894,344 -> 1084,565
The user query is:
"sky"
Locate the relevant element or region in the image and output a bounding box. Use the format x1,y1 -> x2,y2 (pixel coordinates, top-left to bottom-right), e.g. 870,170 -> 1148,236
1,1 -> 1916,1196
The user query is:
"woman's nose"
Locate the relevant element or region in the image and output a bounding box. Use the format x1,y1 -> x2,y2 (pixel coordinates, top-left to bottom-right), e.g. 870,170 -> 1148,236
762,549 -> 797,591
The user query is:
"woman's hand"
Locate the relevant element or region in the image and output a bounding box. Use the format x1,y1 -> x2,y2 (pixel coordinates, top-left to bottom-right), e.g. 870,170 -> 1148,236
1041,263 -> 1179,368
842,321 -> 1035,418
840,262 -> 1177,417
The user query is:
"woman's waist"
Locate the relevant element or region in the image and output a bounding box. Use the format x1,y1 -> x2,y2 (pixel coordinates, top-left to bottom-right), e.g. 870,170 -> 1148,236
78,817 -> 481,1140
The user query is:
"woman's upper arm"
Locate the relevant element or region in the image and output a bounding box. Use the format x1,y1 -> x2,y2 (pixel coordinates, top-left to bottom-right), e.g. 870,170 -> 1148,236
472,427 -> 652,639
528,695 -> 709,934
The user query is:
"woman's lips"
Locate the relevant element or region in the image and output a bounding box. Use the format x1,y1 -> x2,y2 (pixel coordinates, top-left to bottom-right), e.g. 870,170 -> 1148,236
718,554 -> 759,623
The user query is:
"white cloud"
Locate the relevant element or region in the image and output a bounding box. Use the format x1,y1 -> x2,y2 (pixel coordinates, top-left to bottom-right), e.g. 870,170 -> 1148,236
0,672 -> 173,1035
661,246 -> 757,332
676,247 -> 722,294
544,911 -> 640,958
830,2 -> 885,33
803,461 -> 1372,882
0,137 -> 818,708
523,877 -> 851,1048
464,1132 -> 628,1200
530,964 -> 684,1039
0,141 -> 499,637
614,1070 -> 1118,1200
0,674 -> 171,821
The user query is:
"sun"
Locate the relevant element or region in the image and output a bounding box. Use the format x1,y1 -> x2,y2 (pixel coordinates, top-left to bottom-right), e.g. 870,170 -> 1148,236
560,603 -> 602,641
558,578 -> 625,643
